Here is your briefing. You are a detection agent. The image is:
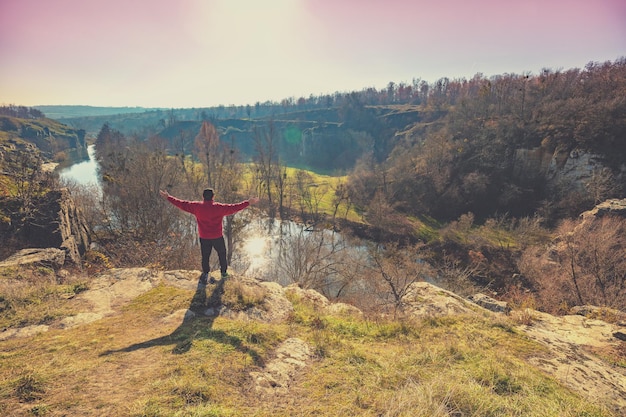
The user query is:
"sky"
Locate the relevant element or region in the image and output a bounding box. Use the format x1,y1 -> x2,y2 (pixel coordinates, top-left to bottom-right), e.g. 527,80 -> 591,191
1,0 -> 625,108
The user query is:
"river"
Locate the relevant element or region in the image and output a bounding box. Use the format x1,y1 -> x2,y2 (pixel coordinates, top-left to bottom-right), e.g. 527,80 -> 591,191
58,144 -> 100,188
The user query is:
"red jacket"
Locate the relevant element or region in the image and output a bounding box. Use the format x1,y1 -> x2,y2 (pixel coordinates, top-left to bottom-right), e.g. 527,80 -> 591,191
166,196 -> 250,239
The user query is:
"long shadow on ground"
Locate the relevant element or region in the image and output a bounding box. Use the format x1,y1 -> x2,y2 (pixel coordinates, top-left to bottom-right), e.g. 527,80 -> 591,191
100,275 -> 262,364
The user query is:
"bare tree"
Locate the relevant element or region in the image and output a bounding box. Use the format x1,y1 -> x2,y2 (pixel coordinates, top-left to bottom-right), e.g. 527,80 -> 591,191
174,128 -> 193,176
293,170 -> 327,223
275,225 -> 348,297
585,168 -> 622,205
518,216 -> 626,311
275,165 -> 287,220
433,249 -> 485,296
3,147 -> 43,213
560,223 -> 586,305
102,136 -> 184,241
331,180 -> 352,223
214,137 -> 246,265
365,242 -> 434,314
253,121 -> 283,219
562,216 -> 626,307
194,121 -> 220,187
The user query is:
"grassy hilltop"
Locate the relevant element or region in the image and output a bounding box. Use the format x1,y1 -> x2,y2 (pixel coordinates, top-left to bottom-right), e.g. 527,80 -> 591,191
0,265 -> 622,417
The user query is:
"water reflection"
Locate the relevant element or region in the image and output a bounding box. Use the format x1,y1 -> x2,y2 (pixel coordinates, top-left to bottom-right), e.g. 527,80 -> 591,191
231,215 -> 367,293
232,216 -> 288,280
241,234 -> 271,271
58,144 -> 99,187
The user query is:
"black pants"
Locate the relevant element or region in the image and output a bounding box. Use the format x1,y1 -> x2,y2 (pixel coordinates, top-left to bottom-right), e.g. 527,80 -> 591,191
199,236 -> 227,275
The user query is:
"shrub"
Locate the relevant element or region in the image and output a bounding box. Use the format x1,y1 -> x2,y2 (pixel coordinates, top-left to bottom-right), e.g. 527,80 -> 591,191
221,279 -> 267,312
518,216 -> 626,312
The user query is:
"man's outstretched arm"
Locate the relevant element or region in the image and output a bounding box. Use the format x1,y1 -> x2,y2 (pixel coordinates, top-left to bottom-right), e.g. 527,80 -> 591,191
159,190 -> 198,214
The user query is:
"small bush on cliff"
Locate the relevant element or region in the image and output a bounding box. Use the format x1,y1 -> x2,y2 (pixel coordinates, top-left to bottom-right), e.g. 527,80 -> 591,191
518,215 -> 626,313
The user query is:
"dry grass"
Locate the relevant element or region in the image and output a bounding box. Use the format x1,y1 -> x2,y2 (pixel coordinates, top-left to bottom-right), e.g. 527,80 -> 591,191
507,290 -> 540,326
221,279 -> 268,312
0,279 -> 617,417
0,265 -> 88,329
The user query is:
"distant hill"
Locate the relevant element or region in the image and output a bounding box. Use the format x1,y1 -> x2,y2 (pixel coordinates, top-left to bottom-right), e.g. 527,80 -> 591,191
0,113 -> 87,159
34,105 -> 165,119
64,103 -> 428,173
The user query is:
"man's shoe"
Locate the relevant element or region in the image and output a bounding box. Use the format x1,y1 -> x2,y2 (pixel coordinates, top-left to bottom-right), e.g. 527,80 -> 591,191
199,273 -> 208,285
209,275 -> 216,284
221,272 -> 229,279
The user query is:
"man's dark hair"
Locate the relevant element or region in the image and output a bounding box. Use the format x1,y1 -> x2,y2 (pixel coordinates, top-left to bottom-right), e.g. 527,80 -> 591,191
203,188 -> 214,201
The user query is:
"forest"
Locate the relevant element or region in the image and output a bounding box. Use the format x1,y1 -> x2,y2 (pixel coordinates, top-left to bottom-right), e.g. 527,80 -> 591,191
60,58 -> 626,225
2,58 -> 626,315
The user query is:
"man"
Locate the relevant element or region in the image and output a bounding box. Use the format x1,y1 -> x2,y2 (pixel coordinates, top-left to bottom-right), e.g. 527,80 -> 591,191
160,188 -> 259,284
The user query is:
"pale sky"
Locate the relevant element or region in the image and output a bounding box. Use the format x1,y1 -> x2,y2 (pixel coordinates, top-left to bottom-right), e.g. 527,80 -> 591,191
1,0 -> 625,108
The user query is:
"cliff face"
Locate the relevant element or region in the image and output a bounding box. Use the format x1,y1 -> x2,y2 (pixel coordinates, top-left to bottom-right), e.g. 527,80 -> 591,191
514,145 -> 625,191
37,188 -> 90,265
4,188 -> 90,265
57,188 -> 91,264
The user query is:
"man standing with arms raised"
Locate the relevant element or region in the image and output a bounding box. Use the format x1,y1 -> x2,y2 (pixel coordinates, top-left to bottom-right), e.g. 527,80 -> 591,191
160,188 -> 259,285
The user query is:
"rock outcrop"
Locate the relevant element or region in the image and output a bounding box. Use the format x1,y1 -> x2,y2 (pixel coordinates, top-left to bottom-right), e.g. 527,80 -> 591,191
15,188 -> 90,265
521,309 -> 626,412
0,248 -> 66,269
404,281 -> 481,317
514,145 -> 625,192
546,148 -> 607,188
468,292 -> 510,313
250,337 -> 313,396
580,198 -> 626,220
0,114 -> 86,158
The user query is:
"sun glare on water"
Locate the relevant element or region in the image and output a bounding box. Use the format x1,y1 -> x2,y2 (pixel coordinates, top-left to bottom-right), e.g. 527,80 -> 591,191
242,235 -> 270,271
